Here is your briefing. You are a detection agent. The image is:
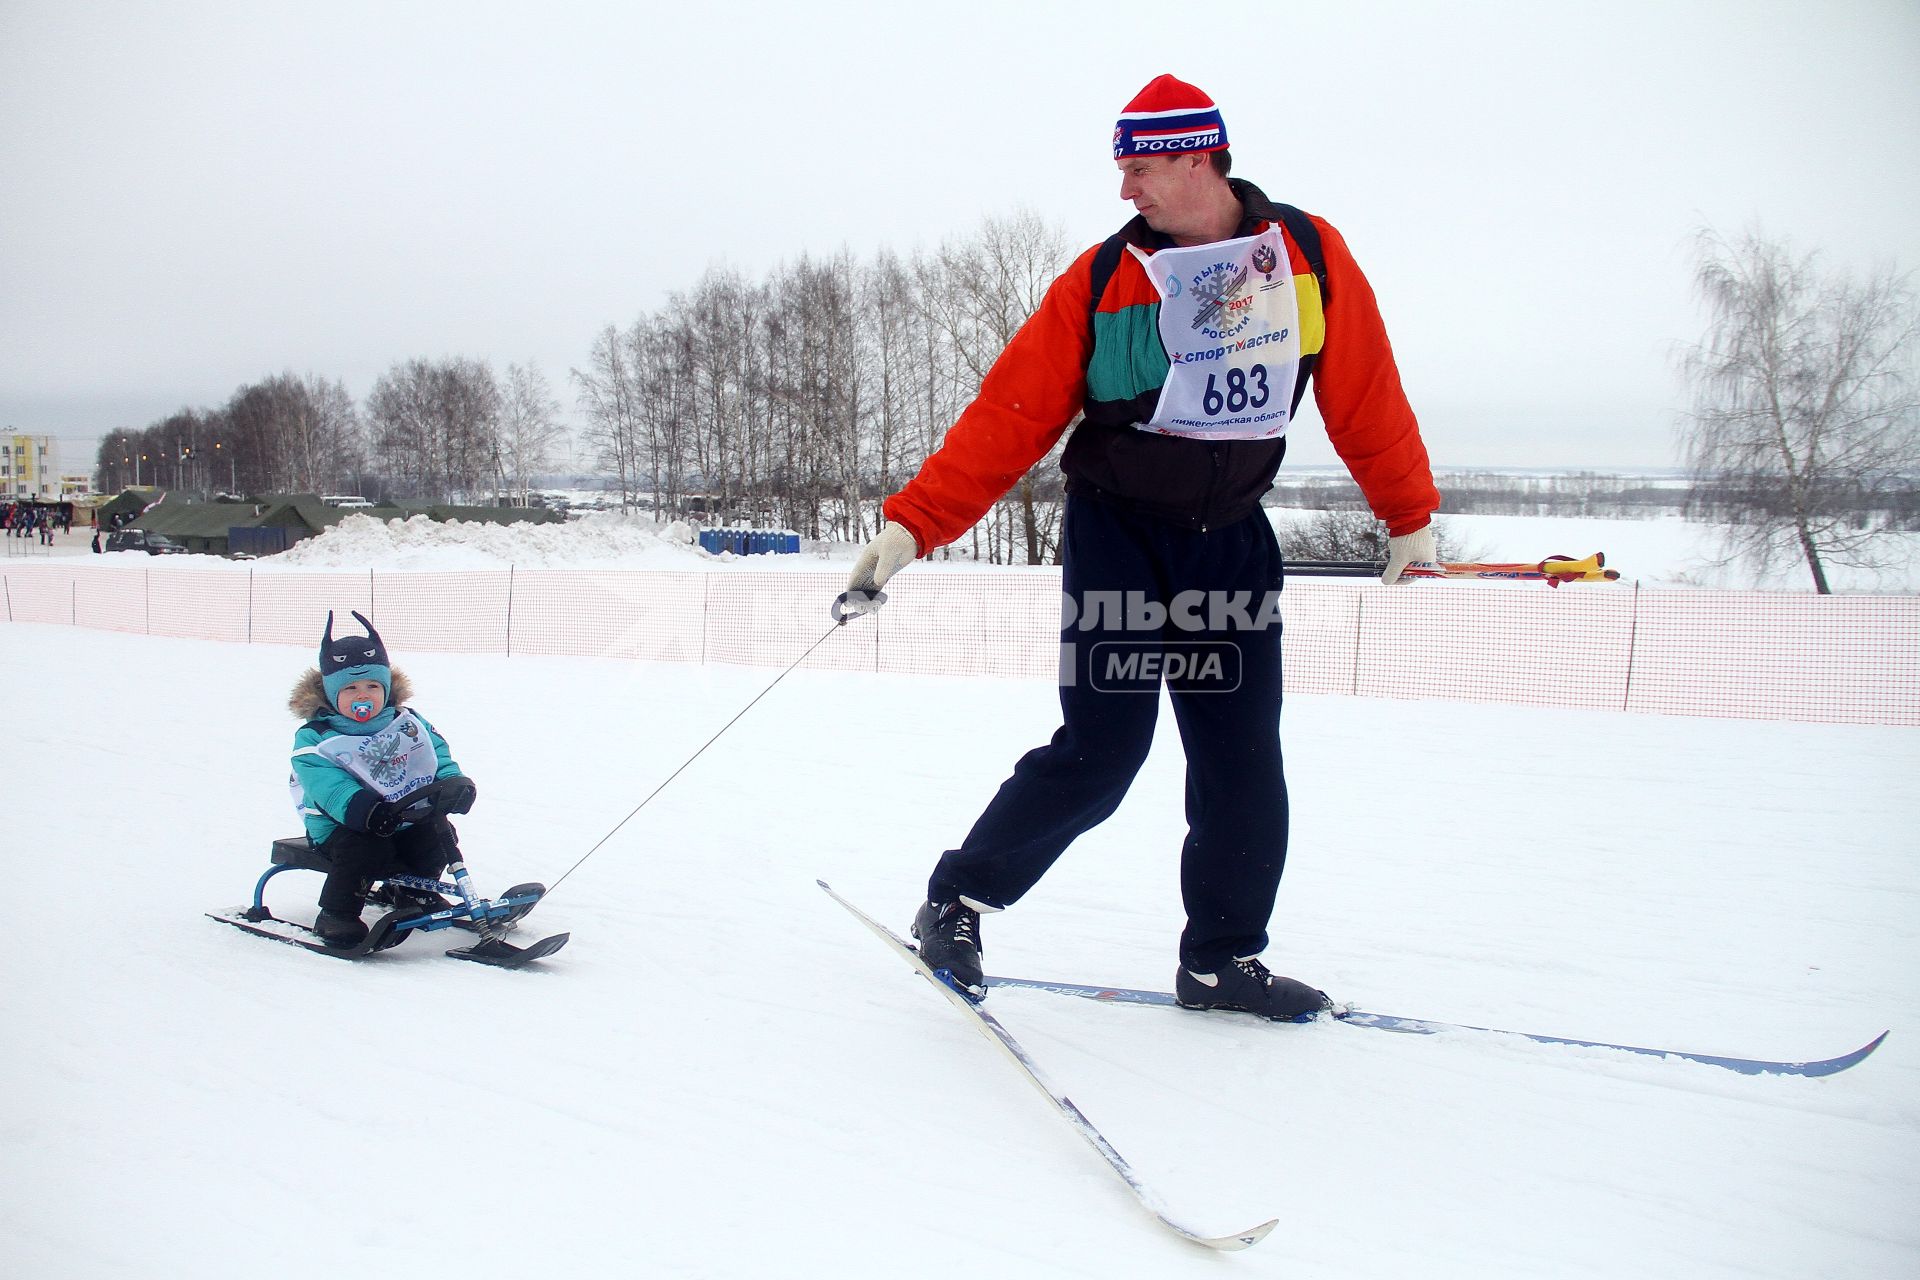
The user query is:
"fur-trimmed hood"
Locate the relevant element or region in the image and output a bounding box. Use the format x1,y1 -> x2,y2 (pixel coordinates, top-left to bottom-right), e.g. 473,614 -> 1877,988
289,666 -> 415,720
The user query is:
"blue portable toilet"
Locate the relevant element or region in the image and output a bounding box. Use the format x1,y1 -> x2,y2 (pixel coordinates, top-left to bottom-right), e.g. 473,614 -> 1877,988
697,524 -> 800,555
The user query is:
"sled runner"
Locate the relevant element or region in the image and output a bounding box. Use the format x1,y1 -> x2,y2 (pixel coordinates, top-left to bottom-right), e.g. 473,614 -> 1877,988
209,777 -> 569,968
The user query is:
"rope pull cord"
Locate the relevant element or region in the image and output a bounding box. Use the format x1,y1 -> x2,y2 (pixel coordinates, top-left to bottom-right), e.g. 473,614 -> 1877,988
545,616 -> 855,898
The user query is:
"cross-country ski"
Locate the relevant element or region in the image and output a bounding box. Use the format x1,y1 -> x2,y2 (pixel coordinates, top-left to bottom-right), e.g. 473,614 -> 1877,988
980,974 -> 1889,1078
819,882 -> 1278,1251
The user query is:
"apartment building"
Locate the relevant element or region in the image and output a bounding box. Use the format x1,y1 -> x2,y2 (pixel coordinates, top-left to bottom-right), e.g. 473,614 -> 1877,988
3,434 -> 59,500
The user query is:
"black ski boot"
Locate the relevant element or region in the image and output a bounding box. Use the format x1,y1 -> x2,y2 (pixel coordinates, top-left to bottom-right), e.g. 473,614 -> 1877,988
912,899 -> 984,997
1175,957 -> 1332,1020
313,908 -> 370,948
369,883 -> 450,915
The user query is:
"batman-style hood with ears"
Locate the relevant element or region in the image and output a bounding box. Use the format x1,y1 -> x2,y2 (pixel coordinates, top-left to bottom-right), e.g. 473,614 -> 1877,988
318,610 -> 392,709
289,666 -> 414,721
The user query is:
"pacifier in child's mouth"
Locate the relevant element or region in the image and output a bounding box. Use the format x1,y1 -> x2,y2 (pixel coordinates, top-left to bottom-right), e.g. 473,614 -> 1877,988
349,700 -> 375,722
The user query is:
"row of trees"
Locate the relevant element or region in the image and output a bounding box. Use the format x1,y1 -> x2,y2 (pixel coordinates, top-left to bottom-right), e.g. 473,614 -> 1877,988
95,360 -> 568,505
568,218 -> 1914,582
95,210 -> 1075,565
571,210 -> 1073,562
93,217 -> 1913,589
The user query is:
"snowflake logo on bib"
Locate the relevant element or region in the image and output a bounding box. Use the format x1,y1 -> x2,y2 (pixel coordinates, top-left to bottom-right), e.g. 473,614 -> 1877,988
1189,262 -> 1253,339
361,733 -> 412,790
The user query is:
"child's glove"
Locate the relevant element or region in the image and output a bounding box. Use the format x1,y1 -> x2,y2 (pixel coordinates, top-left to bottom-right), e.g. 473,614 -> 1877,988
443,776 -> 478,814
345,787 -> 405,837
364,798 -> 405,838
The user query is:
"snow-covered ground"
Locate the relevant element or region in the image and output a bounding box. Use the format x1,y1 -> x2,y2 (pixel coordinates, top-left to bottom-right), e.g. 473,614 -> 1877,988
26,503 -> 1915,592
3,607 -> 1916,1278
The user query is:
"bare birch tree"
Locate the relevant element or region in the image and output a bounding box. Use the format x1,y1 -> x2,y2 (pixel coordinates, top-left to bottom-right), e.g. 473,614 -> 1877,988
1679,229 -> 1920,592
498,362 -> 565,503
573,325 -> 643,505
912,209 -> 1074,564
366,357 -> 501,499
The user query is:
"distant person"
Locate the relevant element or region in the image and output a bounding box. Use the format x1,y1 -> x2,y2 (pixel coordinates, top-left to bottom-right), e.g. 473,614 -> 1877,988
287,611 -> 477,947
845,74 -> 1440,1018
91,528 -> 101,554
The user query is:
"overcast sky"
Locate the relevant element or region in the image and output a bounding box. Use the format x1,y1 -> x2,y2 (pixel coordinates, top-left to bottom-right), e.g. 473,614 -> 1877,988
4,0 -> 1917,473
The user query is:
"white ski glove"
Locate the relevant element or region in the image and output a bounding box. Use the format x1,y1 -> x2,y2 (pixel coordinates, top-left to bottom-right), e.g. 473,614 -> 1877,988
842,522 -> 919,615
1381,525 -> 1438,585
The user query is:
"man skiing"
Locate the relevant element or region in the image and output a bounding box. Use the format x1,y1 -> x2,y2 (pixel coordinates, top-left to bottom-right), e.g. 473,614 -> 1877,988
845,74 -> 1441,1017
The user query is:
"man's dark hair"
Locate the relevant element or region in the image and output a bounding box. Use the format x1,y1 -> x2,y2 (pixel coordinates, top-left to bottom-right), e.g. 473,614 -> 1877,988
1210,149 -> 1232,177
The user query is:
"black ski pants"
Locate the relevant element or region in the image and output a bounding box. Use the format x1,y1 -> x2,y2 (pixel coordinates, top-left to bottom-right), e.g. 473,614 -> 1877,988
317,818 -> 461,913
926,493 -> 1290,971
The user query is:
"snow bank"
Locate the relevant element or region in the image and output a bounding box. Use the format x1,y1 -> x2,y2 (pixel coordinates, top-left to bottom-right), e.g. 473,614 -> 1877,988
51,504 -> 1920,591
267,512 -> 829,572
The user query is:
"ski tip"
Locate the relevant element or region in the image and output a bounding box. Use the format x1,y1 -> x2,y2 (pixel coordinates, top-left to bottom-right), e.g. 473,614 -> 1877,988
1233,1217 -> 1280,1250
1813,1028 -> 1889,1076
1171,1215 -> 1278,1251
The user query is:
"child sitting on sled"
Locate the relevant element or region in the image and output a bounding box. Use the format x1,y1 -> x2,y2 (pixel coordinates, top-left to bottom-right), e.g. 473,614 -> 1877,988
288,610 -> 477,946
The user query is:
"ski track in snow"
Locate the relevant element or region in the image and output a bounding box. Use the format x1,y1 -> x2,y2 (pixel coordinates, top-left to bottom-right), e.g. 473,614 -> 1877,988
3,512 -> 1917,1279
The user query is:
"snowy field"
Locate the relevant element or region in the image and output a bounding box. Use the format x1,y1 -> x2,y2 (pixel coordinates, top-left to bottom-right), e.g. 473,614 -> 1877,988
2,607 -> 1916,1278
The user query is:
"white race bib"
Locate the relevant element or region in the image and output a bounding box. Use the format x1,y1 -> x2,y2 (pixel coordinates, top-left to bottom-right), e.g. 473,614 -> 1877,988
312,710 -> 441,802
1133,226 -> 1300,441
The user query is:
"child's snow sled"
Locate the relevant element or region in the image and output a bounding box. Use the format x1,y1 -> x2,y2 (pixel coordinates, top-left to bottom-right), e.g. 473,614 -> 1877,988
208,777 -> 569,968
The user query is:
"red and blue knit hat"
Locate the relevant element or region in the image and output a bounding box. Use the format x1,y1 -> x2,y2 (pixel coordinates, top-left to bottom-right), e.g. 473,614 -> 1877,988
1112,74 -> 1228,159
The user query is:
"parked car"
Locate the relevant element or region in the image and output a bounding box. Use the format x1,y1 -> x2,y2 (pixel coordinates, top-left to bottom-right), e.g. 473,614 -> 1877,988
105,530 -> 188,555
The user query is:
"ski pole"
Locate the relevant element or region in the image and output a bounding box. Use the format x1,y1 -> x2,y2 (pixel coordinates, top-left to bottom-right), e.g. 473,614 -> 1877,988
544,606 -> 866,897
1287,552 -> 1619,583
1399,552 -> 1620,586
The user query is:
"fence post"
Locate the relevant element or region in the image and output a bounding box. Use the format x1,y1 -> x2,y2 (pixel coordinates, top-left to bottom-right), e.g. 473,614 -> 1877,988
1621,580 -> 1641,713
1350,590 -> 1364,697
2,575 -> 10,622
247,568 -> 254,645
505,564 -> 515,658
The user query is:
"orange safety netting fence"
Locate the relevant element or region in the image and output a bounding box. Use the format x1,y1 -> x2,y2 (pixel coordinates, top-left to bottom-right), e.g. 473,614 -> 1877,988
4,562 -> 1915,726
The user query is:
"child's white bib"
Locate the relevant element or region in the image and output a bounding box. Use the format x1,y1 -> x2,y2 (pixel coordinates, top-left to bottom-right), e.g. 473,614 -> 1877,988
290,709 -> 441,819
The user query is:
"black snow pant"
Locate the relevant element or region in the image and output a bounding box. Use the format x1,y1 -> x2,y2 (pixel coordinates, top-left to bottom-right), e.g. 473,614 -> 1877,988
317,819 -> 461,914
926,493 -> 1290,972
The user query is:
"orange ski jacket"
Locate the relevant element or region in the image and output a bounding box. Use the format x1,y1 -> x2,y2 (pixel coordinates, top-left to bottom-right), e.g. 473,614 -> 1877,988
884,181 -> 1437,552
